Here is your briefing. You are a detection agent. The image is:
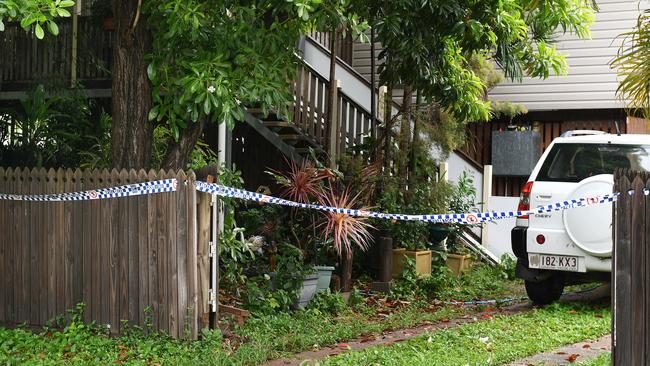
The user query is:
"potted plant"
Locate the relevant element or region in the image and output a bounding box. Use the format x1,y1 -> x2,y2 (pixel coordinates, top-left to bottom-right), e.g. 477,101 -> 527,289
429,223 -> 451,247
312,238 -> 337,292
445,232 -> 472,277
391,244 -> 433,278
267,243 -> 320,310
388,220 -> 434,278
444,171 -> 478,277
267,160 -> 374,295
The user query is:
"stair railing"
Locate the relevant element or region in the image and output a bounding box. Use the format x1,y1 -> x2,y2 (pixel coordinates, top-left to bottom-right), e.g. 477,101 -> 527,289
291,61 -> 377,157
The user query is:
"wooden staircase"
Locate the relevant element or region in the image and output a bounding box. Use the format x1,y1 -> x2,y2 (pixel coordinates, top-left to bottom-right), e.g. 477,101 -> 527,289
246,108 -> 326,158
243,61 -> 377,164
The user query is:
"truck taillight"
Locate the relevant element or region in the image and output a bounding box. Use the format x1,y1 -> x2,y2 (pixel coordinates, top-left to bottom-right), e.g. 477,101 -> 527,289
517,181 -> 534,219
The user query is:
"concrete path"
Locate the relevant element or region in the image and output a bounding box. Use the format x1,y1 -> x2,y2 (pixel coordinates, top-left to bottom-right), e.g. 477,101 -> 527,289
506,334 -> 611,366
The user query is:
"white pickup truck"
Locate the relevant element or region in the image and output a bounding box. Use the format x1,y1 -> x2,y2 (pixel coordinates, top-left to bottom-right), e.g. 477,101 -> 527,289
511,131 -> 650,304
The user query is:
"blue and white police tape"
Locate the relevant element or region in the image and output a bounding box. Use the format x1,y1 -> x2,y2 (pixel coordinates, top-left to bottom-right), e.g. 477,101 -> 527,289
0,179 -> 177,201
195,181 -> 620,224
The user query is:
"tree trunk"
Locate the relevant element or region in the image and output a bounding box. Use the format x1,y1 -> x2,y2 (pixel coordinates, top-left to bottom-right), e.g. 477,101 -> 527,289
340,249 -> 353,292
407,92 -> 421,189
398,85 -> 413,187
162,119 -> 206,170
111,0 -> 154,169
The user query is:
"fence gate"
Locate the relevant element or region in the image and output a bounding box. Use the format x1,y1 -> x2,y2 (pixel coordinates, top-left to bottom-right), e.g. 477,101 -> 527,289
613,169 -> 650,364
0,167 -> 219,339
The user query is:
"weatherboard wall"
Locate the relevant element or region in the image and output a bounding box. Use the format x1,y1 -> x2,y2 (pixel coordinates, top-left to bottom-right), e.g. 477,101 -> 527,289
489,0 -> 648,111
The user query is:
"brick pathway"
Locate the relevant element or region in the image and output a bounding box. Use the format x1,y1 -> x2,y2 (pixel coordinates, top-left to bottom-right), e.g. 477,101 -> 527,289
263,285 -> 611,366
262,303 -> 532,366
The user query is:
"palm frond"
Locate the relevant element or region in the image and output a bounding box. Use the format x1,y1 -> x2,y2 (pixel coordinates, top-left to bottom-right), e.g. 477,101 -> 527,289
612,10 -> 650,118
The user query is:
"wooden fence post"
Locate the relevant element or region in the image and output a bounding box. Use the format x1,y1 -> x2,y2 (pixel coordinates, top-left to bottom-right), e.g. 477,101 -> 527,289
197,190 -> 212,330
613,169 -> 650,365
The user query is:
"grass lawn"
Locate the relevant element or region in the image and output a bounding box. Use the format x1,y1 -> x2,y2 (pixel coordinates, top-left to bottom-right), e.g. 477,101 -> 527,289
319,302 -> 611,366
0,302 -> 470,365
579,352 -> 611,366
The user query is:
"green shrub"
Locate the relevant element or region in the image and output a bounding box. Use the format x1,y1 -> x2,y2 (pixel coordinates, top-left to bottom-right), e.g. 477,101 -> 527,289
310,290 -> 347,316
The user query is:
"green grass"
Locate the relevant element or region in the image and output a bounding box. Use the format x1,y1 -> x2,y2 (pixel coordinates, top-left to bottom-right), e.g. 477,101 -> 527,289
0,303 -> 470,366
0,266 -> 539,366
319,302 -> 611,366
236,304 -> 467,360
578,352 -> 612,366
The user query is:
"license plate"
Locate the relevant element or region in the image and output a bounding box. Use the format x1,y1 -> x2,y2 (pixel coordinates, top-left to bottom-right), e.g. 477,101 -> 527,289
528,254 -> 580,272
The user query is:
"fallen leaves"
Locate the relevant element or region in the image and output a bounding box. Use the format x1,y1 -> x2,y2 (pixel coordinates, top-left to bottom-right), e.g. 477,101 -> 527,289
337,343 -> 351,350
566,353 -> 579,362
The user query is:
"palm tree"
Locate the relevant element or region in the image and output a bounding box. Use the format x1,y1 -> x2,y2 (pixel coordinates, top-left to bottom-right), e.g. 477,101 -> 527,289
612,9 -> 650,118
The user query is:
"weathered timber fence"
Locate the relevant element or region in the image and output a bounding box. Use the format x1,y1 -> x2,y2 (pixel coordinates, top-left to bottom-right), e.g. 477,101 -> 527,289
0,18 -> 112,91
0,167 -> 213,339
613,169 -> 650,365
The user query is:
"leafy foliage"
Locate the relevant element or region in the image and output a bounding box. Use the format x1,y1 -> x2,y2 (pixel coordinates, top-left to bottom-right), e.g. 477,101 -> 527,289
445,171 -> 478,254
317,186 -> 373,258
143,0 -> 368,140
361,0 -> 594,122
309,290 -> 347,316
612,9 -> 650,119
0,0 -> 74,38
268,160 -> 374,260
243,243 -> 314,314
0,84 -> 108,168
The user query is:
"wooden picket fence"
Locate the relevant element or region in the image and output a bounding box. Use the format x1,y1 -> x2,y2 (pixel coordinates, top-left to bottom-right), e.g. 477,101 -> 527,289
613,169 -> 650,364
0,167 -> 214,339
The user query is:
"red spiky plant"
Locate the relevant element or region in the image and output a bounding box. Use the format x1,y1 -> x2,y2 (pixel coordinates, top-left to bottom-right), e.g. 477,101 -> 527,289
317,185 -> 374,259
271,159 -> 328,204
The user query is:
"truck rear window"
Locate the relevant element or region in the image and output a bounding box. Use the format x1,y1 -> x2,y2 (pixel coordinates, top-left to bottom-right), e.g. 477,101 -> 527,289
536,143 -> 650,182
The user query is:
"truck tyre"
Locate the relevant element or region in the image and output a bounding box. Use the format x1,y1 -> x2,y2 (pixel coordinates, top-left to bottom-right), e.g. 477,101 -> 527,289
525,274 -> 564,305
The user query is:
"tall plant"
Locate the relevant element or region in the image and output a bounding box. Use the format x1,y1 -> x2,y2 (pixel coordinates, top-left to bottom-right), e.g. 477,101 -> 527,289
270,160 -> 374,260
612,9 -> 650,119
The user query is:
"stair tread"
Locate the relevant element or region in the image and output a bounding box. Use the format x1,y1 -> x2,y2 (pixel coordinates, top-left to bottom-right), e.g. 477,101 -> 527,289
295,147 -> 326,155
279,134 -> 310,141
264,121 -> 294,127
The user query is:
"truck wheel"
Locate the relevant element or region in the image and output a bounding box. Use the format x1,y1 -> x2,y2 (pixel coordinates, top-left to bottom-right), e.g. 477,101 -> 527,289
525,274 -> 564,305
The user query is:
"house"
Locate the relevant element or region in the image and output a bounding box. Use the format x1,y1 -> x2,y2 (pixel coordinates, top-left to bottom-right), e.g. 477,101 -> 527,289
1,1 -> 646,259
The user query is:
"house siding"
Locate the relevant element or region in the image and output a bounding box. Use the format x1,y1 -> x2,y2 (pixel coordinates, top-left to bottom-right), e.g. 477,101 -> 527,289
489,0 -> 648,111
351,1 -> 647,111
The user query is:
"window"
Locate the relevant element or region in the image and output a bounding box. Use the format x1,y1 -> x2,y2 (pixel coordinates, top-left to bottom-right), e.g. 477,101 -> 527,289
536,143 -> 650,182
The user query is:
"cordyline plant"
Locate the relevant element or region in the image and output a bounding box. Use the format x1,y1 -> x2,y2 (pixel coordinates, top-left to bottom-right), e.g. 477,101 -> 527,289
270,160 -> 329,204
317,186 -> 374,259
270,159 -> 374,259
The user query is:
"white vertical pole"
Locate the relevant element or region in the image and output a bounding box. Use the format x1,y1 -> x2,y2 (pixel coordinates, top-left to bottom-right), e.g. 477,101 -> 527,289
210,194 -> 218,313
212,121 -> 227,313
217,121 -> 226,235
481,165 -> 493,248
